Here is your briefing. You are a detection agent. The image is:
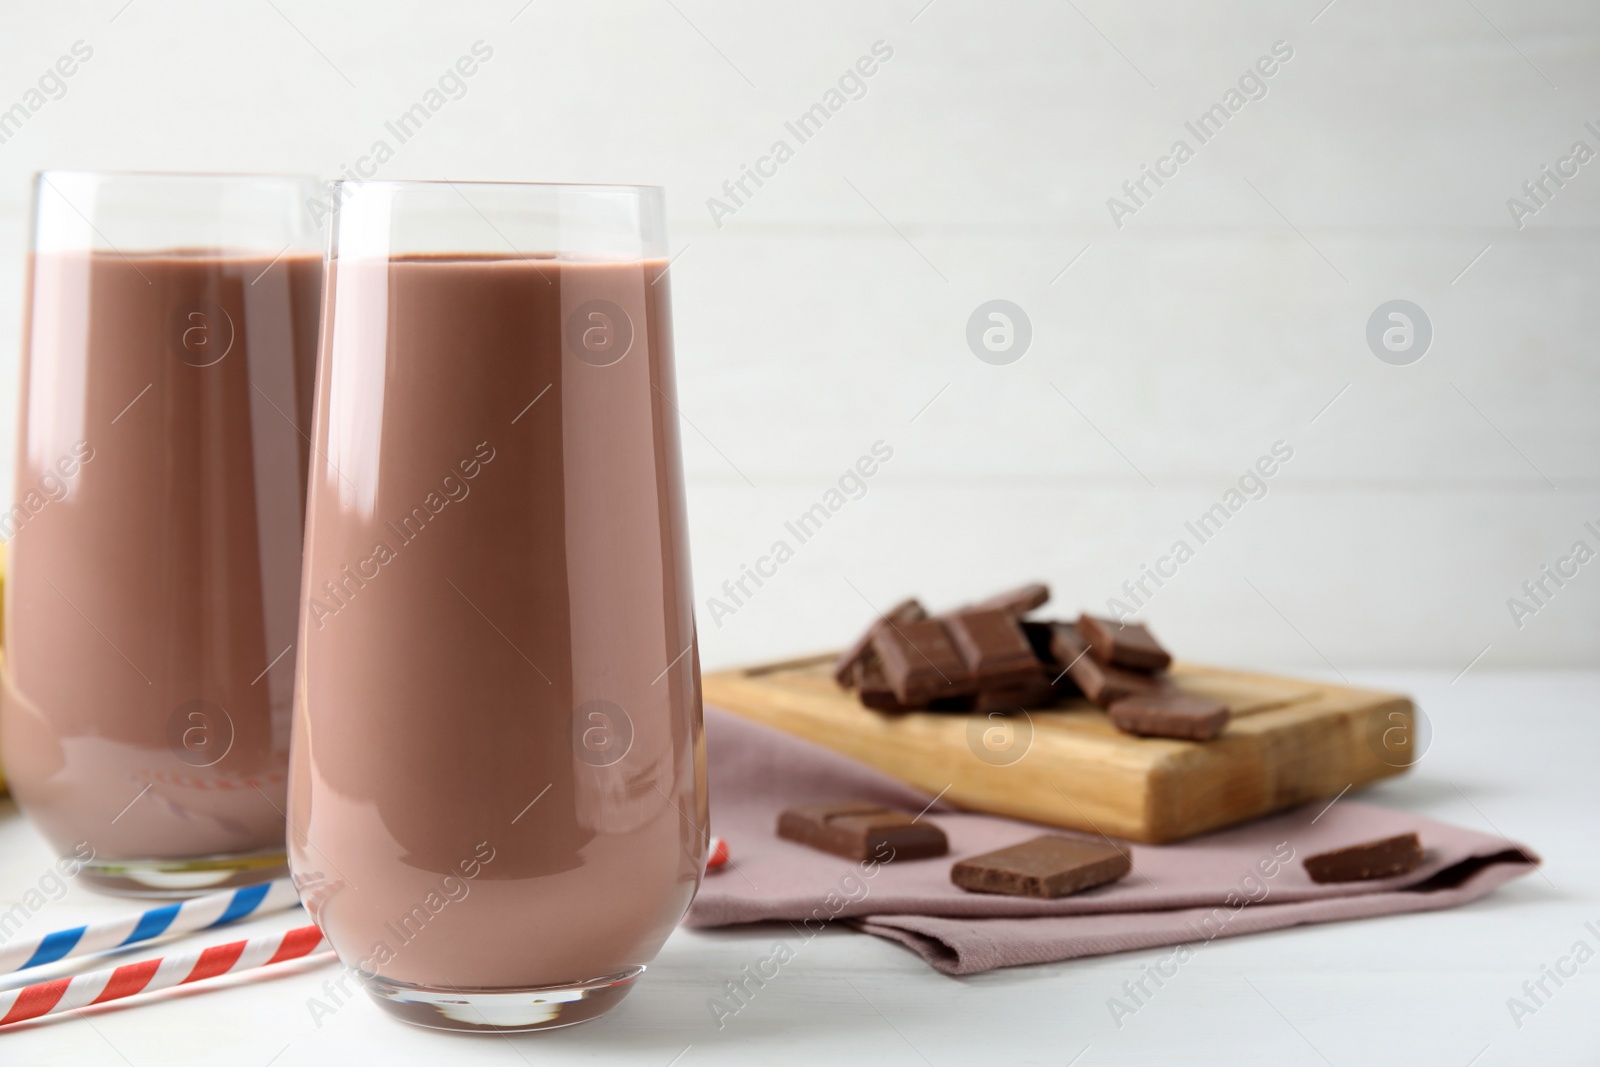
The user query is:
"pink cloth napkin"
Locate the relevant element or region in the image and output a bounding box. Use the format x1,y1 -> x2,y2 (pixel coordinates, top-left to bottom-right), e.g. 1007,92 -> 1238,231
691,707 -> 1539,975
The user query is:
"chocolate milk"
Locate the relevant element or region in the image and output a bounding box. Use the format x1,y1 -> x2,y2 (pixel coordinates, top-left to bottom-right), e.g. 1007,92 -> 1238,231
2,251 -> 321,870
290,255 -> 704,991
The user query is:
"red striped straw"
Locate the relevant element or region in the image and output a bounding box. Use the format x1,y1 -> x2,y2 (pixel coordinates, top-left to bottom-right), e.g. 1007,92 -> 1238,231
0,924 -> 331,1028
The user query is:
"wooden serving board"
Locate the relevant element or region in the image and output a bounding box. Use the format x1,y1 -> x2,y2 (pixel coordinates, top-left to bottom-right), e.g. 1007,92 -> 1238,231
703,654 -> 1416,844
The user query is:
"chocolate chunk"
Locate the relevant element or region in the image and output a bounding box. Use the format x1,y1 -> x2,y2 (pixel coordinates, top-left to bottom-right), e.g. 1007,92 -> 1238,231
965,582 -> 1050,616
777,802 -> 948,861
1108,691 -> 1229,741
871,618 -> 976,706
974,677 -> 1059,712
1020,619 -> 1056,663
854,658 -> 978,713
853,660 -> 908,711
1048,622 -> 1162,707
1078,615 -> 1172,673
1020,620 -> 1082,699
952,835 -> 1131,899
945,609 -> 1044,689
1303,833 -> 1423,884
832,597 -> 928,685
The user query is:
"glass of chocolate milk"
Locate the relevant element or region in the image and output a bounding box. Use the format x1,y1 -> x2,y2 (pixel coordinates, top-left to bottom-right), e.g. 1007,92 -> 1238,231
2,171 -> 323,894
290,180 -> 705,1031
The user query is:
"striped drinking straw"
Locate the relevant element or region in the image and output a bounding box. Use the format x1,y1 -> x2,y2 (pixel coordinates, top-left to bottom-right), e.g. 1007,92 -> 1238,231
0,924 -> 331,1027
0,878 -> 302,975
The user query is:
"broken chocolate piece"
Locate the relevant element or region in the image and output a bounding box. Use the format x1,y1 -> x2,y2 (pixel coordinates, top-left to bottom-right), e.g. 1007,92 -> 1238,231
1020,620 -> 1082,699
854,657 -> 978,713
945,609 -> 1044,689
1049,622 -> 1163,707
965,582 -> 1050,616
952,835 -> 1131,899
853,659 -> 908,711
1078,615 -> 1172,673
1303,833 -> 1423,884
871,618 -> 976,706
974,677 -> 1059,712
831,597 -> 928,685
1107,691 -> 1229,741
777,802 -> 948,861
1020,619 -> 1056,663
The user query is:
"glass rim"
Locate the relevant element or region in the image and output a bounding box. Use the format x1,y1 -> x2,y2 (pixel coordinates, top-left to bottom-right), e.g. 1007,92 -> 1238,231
331,178 -> 663,194
33,168 -> 319,184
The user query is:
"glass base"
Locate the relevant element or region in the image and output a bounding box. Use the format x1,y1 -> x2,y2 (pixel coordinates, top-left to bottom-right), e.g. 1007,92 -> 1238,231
79,849 -> 288,897
364,966 -> 644,1032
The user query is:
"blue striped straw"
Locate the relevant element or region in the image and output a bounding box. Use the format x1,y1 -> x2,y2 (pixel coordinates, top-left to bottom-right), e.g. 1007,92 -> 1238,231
0,878 -> 302,974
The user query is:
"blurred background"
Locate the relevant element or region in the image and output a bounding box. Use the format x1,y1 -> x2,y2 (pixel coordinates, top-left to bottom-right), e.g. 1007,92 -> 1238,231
0,0 -> 1594,672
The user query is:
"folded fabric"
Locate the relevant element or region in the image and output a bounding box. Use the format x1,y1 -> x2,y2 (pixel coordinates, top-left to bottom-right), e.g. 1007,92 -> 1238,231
691,707 -> 1539,975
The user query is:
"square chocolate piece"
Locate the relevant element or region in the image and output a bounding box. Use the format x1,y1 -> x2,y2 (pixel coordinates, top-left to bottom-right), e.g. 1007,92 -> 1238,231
832,597 -> 927,685
966,581 -> 1050,616
871,618 -> 975,706
1078,615 -> 1172,673
952,835 -> 1131,899
1020,619 -> 1057,663
853,659 -> 908,712
1303,833 -> 1424,884
974,677 -> 1059,712
778,802 -> 947,861
1049,622 -> 1163,707
1020,620 -> 1083,699
1108,691 -> 1229,741
945,609 -> 1044,689
855,656 -> 974,712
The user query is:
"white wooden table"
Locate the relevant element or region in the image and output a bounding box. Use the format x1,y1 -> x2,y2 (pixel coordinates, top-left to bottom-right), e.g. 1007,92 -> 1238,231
1,670 -> 1594,1065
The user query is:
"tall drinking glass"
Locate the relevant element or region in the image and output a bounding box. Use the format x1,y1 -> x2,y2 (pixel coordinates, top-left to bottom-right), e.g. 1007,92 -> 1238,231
2,171 -> 323,894
290,180 -> 705,1031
